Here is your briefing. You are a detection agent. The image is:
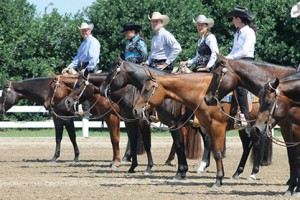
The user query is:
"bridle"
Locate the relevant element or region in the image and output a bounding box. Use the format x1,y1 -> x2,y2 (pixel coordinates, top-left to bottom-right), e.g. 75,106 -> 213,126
260,82 -> 300,147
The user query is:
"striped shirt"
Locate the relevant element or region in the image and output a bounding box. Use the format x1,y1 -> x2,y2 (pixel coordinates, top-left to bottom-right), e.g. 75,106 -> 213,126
68,34 -> 100,72
148,28 -> 181,65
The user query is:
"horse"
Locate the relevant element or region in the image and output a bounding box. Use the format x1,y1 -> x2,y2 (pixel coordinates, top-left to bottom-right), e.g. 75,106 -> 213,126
203,55 -> 297,194
50,73 -> 158,176
252,76 -> 300,196
0,77 -> 124,168
132,69 -> 268,187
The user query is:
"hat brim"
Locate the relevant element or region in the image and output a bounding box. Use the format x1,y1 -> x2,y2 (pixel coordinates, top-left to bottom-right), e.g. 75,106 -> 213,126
148,15 -> 170,26
226,10 -> 255,20
193,18 -> 214,28
291,4 -> 300,18
78,24 -> 94,31
119,25 -> 142,33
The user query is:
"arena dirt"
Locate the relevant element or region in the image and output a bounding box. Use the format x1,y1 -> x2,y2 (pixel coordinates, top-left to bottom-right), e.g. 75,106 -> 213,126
0,136 -> 292,200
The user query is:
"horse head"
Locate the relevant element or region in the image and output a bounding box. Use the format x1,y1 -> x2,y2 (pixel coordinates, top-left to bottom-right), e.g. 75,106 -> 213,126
0,81 -> 22,116
251,78 -> 280,139
132,72 -> 163,119
204,54 -> 237,106
65,72 -> 97,114
99,58 -> 130,96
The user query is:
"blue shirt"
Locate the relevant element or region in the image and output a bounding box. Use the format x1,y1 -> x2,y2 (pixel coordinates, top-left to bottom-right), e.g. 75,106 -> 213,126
148,28 -> 182,65
124,34 -> 147,64
68,34 -> 100,72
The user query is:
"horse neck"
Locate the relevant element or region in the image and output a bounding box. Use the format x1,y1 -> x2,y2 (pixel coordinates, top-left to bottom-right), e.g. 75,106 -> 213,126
158,74 -> 212,109
124,63 -> 166,90
230,61 -> 296,96
59,77 -> 77,89
12,78 -> 52,104
278,77 -> 300,102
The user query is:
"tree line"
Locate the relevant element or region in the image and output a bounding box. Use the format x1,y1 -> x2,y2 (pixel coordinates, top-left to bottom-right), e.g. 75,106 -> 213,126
1,0 -> 299,82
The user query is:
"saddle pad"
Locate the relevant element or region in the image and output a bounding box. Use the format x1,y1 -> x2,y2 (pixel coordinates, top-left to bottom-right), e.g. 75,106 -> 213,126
221,92 -> 259,103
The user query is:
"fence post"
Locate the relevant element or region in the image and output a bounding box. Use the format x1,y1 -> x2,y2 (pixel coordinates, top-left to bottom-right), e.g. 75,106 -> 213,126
82,118 -> 89,138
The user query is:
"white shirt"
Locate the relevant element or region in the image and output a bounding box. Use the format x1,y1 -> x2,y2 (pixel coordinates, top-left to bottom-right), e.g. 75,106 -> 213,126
187,34 -> 219,68
148,28 -> 182,65
226,25 -> 256,59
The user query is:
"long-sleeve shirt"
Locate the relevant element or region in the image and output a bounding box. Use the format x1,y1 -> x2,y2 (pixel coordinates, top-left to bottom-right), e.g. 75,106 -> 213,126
148,28 -> 182,65
68,34 -> 101,72
187,34 -> 219,69
124,34 -> 147,64
226,25 -> 256,59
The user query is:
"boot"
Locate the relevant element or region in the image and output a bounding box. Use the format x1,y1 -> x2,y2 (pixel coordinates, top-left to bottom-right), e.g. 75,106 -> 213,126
189,115 -> 200,128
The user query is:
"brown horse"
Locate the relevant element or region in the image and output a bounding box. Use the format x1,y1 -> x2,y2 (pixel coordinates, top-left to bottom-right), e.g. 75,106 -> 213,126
203,55 -> 297,194
0,77 -> 122,168
132,72 -> 263,187
253,77 -> 300,196
49,73 -> 160,176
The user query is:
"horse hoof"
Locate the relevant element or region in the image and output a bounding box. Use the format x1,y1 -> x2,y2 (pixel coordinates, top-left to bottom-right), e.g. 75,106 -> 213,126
73,158 -> 79,163
49,158 -> 58,163
143,171 -> 152,175
173,175 -> 186,181
165,161 -> 175,166
284,190 -> 292,196
231,174 -> 239,180
121,157 -> 131,163
212,183 -> 222,188
110,164 -> 120,170
127,169 -> 135,174
197,161 -> 207,173
248,174 -> 256,180
293,192 -> 300,196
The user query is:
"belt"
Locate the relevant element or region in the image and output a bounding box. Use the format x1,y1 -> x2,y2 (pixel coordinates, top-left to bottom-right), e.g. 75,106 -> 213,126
152,59 -> 166,63
241,57 -> 254,61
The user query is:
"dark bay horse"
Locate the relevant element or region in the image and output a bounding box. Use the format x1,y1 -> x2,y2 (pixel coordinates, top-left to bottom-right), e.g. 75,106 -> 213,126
253,76 -> 300,196
0,77 -> 123,168
51,73 -> 157,176
132,72 -> 265,187
203,55 -> 297,194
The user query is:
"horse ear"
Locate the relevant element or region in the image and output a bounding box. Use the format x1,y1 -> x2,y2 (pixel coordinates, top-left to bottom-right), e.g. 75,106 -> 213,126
274,78 -> 280,88
218,54 -> 227,64
4,80 -> 10,88
51,73 -> 58,80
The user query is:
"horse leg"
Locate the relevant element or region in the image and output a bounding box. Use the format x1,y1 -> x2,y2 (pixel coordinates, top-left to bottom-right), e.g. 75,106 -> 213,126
285,146 -> 297,195
124,122 -> 138,174
50,117 -> 64,162
198,128 -> 212,173
121,138 -> 132,163
138,121 -> 154,175
103,114 -> 121,168
170,128 -> 188,180
232,129 -> 253,179
164,142 -> 176,166
64,118 -> 80,162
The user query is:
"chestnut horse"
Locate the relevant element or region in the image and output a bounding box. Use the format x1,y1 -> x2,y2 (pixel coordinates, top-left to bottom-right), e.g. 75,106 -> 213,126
133,71 -> 265,187
98,60 -> 267,178
253,76 -> 300,196
204,55 -> 297,194
60,71 -> 203,179
0,77 -> 123,168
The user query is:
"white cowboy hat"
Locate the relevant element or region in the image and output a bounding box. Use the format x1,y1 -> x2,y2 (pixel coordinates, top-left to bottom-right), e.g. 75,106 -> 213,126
148,12 -> 170,25
291,2 -> 300,18
193,15 -> 214,28
78,22 -> 94,31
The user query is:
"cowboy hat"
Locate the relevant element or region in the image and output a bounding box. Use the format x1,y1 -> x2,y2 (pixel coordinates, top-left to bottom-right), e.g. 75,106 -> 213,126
148,12 -> 169,25
119,22 -> 142,33
226,6 -> 255,20
78,22 -> 94,31
291,2 -> 300,18
193,15 -> 214,28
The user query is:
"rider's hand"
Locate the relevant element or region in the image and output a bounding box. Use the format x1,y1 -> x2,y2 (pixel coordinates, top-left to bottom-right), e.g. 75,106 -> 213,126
180,61 -> 188,67
61,67 -> 70,75
157,63 -> 168,70
141,62 -> 149,66
197,67 -> 210,72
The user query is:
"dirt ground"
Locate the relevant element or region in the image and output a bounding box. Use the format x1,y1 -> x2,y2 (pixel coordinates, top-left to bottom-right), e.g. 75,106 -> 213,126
0,136 -> 293,200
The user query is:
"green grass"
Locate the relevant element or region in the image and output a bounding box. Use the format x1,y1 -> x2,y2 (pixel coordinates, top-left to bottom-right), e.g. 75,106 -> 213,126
0,128 -> 283,137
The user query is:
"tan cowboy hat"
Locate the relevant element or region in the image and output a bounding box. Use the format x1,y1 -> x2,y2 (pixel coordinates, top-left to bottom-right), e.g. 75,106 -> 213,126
148,12 -> 169,25
193,15 -> 214,28
291,2 -> 300,18
78,22 -> 94,31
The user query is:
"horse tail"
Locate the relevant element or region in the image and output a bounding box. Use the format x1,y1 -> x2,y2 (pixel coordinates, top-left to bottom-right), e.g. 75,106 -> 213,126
250,134 -> 273,166
136,131 -> 145,155
185,126 -> 202,160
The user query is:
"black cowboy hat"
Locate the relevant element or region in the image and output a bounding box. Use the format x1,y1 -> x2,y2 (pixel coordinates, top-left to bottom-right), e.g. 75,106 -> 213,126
119,22 -> 142,33
226,6 -> 255,20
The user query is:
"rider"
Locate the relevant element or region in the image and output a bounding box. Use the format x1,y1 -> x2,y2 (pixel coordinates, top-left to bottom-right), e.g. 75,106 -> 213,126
120,22 -> 147,64
180,14 -> 219,127
62,22 -> 101,117
144,11 -> 182,73
180,15 -> 219,72
225,6 -> 256,128
144,12 -> 182,122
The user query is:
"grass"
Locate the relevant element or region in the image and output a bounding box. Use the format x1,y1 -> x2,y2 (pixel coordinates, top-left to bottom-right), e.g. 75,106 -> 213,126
0,128 -> 283,138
